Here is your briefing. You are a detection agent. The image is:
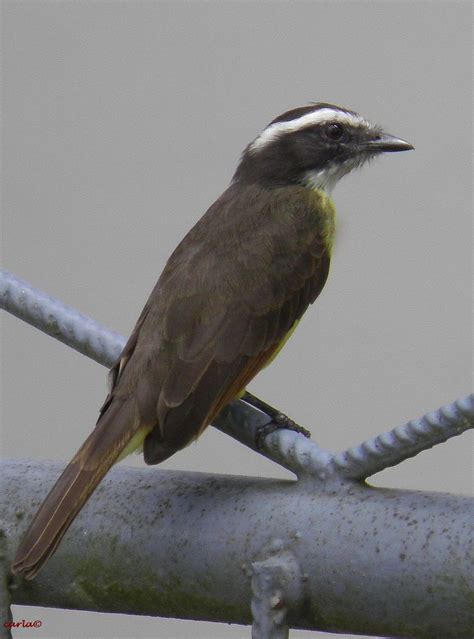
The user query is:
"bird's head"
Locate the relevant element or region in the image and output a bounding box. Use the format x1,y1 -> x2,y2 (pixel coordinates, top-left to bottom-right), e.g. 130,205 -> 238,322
234,103 -> 413,192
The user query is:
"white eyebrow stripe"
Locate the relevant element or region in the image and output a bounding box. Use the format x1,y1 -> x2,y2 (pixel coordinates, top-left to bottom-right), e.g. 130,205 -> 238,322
250,108 -> 369,152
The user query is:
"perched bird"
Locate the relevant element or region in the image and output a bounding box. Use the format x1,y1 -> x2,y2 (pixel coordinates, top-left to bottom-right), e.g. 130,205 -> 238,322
13,103 -> 413,578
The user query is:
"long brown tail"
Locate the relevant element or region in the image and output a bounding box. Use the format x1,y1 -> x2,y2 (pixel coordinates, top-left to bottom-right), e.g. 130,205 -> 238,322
12,398 -> 140,579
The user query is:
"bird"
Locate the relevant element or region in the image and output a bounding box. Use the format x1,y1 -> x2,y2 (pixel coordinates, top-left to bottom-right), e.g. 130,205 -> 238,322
12,102 -> 413,579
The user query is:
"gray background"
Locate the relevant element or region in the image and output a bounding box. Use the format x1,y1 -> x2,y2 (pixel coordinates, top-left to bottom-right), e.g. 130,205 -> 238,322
2,1 -> 472,638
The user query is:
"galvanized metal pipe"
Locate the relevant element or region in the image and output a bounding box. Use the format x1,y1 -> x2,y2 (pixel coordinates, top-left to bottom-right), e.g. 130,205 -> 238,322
2,459 -> 473,638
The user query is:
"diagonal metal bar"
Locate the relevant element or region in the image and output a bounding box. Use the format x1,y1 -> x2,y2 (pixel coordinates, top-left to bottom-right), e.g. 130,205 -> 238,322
0,268 -> 332,477
0,269 -> 124,367
331,394 -> 474,480
1,268 -> 472,481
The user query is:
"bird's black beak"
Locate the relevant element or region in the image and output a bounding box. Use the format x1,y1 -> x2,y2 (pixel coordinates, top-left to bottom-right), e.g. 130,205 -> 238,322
364,132 -> 414,153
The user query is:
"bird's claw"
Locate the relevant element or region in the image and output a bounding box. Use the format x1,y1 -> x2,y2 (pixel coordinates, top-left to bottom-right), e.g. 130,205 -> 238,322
255,415 -> 311,450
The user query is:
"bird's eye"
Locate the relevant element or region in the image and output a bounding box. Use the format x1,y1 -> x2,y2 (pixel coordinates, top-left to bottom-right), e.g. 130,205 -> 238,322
324,123 -> 345,141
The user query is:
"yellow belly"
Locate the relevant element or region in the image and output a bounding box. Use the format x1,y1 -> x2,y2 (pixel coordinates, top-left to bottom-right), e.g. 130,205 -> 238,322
266,319 -> 299,366
116,425 -> 151,462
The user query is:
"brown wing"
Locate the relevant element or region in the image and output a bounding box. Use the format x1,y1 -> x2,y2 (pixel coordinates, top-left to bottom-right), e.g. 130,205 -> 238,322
143,183 -> 333,463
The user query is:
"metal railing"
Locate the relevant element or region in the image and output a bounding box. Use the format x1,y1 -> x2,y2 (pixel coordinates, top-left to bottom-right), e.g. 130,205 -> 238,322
1,268 -> 473,638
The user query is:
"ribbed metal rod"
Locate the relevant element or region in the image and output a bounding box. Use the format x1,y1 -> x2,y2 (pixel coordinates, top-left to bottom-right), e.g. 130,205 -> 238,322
332,394 -> 474,480
1,268 -> 472,481
0,268 -> 332,476
0,269 -> 123,367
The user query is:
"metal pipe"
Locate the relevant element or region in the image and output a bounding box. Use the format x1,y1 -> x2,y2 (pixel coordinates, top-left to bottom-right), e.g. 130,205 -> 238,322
2,459 -> 473,638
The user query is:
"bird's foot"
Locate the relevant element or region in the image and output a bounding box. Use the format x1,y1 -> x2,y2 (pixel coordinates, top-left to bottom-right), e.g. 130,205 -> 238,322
241,391 -> 311,450
255,413 -> 311,450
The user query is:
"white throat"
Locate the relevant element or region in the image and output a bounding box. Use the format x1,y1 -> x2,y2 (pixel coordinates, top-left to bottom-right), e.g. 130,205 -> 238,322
303,163 -> 349,194
303,152 -> 371,194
